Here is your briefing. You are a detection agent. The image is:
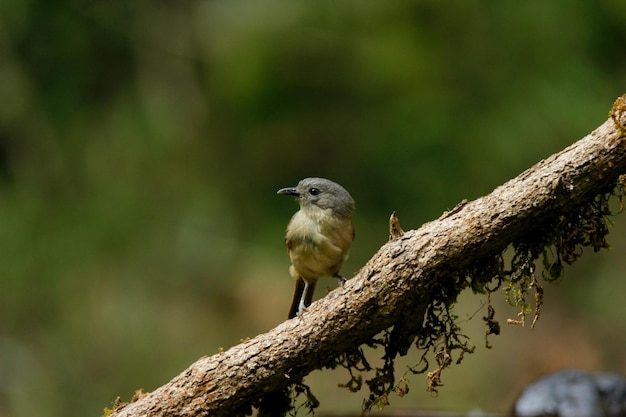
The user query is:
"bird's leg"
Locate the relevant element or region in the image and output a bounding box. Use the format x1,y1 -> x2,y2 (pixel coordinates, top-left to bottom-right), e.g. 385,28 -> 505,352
296,279 -> 317,317
288,278 -> 306,319
297,281 -> 310,317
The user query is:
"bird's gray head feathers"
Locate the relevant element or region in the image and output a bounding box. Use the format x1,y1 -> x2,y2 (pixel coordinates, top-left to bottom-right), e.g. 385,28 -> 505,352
277,177 -> 355,217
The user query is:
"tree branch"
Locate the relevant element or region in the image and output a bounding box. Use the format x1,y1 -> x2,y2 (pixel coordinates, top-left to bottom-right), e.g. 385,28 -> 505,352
108,95 -> 626,417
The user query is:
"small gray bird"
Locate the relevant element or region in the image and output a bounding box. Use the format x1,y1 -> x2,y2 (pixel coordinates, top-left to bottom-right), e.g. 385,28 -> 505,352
277,178 -> 355,318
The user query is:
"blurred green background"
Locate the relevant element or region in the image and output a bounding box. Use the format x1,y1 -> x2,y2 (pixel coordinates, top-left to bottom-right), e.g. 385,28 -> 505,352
1,0 -> 626,416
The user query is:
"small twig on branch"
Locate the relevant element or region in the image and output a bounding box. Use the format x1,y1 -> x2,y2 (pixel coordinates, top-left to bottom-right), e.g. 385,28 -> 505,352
106,95 -> 626,417
389,211 -> 405,240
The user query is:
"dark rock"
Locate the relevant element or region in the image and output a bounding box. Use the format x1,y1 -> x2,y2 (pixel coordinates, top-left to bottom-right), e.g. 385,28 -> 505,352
512,369 -> 626,417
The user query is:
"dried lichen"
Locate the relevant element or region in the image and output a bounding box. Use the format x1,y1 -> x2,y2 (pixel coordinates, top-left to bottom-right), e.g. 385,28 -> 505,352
504,187 -> 616,328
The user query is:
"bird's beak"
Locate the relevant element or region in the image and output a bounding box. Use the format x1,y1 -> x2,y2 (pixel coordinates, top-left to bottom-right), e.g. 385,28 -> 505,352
277,187 -> 299,196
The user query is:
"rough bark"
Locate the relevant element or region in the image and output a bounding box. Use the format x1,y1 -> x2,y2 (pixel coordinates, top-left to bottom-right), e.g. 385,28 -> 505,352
109,96 -> 626,417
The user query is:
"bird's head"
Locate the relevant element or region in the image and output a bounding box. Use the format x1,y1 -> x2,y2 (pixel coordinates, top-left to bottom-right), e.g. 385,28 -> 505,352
277,177 -> 354,218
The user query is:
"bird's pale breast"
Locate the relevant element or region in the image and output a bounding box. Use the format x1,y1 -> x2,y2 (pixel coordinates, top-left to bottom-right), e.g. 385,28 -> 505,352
286,208 -> 353,281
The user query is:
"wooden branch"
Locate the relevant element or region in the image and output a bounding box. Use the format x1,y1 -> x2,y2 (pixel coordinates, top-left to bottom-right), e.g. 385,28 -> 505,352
109,96 -> 626,417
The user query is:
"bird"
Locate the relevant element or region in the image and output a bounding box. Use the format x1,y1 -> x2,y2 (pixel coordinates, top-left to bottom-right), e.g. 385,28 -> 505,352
277,177 -> 355,319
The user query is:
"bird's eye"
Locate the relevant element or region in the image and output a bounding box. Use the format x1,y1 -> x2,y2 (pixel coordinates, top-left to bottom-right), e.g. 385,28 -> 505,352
309,187 -> 320,196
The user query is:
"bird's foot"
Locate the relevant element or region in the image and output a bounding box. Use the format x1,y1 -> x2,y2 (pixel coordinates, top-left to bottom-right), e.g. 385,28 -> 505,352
336,275 -> 347,287
296,300 -> 308,318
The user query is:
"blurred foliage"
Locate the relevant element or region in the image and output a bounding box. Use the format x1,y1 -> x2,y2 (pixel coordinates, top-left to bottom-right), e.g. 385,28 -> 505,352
0,0 -> 625,416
